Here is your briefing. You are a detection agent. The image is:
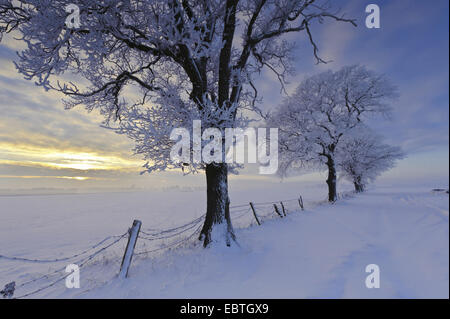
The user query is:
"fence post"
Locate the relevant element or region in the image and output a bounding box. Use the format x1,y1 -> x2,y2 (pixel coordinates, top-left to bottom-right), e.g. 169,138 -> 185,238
249,202 -> 261,226
298,196 -> 304,211
280,201 -> 286,216
119,219 -> 142,279
273,204 -> 283,218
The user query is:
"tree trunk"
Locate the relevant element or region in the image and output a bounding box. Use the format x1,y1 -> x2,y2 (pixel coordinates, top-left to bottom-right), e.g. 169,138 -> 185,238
199,162 -> 236,247
354,176 -> 364,193
326,156 -> 337,202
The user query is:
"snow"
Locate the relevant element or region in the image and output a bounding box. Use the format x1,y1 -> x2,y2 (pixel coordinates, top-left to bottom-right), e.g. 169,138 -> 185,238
0,182 -> 448,298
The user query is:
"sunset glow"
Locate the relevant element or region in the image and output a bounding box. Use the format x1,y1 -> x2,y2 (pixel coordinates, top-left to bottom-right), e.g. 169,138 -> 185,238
0,175 -> 92,180
0,141 -> 142,185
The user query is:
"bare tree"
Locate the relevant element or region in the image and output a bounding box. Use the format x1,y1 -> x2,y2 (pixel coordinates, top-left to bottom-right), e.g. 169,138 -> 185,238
337,126 -> 405,192
0,0 -> 356,246
268,65 -> 397,202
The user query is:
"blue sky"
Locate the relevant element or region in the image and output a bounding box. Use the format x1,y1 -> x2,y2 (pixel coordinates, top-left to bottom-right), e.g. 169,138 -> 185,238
0,0 -> 448,192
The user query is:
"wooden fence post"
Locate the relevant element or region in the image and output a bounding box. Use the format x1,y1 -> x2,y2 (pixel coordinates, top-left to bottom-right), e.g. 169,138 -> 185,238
280,201 -> 286,216
249,202 -> 261,225
273,204 -> 283,218
119,219 -> 142,279
298,196 -> 304,211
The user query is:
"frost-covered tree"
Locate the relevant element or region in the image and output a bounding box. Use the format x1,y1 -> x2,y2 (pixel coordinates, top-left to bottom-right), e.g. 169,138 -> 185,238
268,65 -> 397,202
0,0 -> 356,246
337,127 -> 404,192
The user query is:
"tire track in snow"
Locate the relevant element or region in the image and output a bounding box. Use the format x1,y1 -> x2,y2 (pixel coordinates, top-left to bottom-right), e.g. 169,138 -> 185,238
316,191 -> 448,298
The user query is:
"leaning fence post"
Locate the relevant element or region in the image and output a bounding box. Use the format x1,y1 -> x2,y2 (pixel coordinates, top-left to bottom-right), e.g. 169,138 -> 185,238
119,219 -> 142,279
273,204 -> 283,218
280,201 -> 286,216
249,202 -> 261,226
298,195 -> 304,211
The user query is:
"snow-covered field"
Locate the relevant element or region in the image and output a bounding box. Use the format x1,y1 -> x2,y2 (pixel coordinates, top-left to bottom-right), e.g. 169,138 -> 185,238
0,182 -> 448,298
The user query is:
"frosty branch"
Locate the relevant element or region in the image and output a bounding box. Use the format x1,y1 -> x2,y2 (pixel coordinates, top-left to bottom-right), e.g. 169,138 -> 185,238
337,126 -> 405,193
268,65 -> 398,202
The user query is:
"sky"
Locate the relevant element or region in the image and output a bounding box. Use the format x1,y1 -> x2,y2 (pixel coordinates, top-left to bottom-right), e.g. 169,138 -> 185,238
0,0 -> 448,194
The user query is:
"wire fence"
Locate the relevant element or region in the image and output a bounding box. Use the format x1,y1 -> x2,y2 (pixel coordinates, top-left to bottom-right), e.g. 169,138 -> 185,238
0,194 -> 312,299
12,233 -> 128,299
